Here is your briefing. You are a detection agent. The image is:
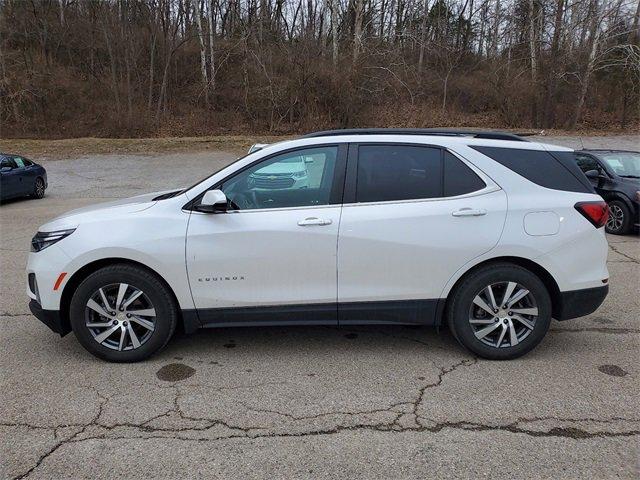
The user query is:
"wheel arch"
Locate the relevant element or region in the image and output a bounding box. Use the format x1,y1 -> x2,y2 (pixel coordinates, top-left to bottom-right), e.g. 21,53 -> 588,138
601,191 -> 634,211
59,258 -> 198,335
439,256 -> 562,324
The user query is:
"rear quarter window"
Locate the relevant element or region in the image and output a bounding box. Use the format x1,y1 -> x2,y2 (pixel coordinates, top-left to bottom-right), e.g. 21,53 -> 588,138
471,147 -> 593,193
444,151 -> 486,196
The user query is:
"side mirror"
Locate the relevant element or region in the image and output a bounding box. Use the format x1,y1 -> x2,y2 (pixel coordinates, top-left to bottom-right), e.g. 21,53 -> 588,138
585,169 -> 606,181
194,189 -> 227,213
0,166 -> 12,173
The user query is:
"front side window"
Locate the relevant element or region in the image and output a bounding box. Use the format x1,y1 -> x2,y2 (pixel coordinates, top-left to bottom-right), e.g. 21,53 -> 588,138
220,146 -> 338,210
356,145 -> 442,202
574,154 -> 600,173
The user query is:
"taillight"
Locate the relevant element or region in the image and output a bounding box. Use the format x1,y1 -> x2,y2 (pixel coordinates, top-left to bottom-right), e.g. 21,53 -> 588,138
575,201 -> 608,228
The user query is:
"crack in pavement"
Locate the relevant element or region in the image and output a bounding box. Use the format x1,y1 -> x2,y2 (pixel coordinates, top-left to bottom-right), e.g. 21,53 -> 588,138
608,243 -> 640,264
550,326 -> 640,334
7,358 -> 640,479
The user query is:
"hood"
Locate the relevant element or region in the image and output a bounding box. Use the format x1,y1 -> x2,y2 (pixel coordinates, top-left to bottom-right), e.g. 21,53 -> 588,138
39,190 -> 174,232
254,162 -> 305,175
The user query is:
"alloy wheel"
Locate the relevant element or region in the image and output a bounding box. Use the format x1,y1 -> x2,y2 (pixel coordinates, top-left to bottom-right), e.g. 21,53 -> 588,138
468,281 -> 539,348
84,283 -> 156,351
606,204 -> 624,232
35,178 -> 45,197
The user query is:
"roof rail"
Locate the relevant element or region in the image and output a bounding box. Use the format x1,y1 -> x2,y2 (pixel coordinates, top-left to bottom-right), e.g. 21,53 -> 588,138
301,128 -> 529,142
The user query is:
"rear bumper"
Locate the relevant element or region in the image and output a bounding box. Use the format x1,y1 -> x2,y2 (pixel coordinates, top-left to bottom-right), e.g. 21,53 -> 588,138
554,285 -> 609,321
29,299 -> 70,336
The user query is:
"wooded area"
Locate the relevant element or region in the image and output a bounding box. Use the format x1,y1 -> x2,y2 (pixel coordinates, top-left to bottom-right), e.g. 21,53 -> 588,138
1,0 -> 638,138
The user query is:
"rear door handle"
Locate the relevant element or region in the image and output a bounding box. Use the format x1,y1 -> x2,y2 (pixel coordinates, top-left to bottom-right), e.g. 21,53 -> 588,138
452,208 -> 487,217
298,217 -> 332,226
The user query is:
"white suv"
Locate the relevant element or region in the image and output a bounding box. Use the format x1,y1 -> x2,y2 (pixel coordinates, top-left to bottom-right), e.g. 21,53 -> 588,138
27,129 -> 610,362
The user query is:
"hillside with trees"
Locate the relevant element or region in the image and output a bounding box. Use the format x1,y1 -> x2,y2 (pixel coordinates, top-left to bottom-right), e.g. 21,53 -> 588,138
1,0 -> 638,138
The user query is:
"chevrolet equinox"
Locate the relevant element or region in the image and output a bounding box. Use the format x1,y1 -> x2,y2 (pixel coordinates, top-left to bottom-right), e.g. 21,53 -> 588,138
27,129 -> 610,362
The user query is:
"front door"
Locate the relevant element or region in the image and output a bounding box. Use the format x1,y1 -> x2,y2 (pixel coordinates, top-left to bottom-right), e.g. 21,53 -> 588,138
186,144 -> 347,326
0,158 -> 20,199
337,144 -> 508,325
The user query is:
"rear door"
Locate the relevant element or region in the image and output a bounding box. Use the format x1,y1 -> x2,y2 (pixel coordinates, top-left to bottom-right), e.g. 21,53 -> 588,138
337,143 -> 507,324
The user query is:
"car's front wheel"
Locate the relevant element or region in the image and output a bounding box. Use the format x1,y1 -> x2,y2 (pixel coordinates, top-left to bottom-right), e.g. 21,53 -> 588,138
33,177 -> 45,199
69,264 -> 177,362
447,263 -> 552,360
605,199 -> 631,235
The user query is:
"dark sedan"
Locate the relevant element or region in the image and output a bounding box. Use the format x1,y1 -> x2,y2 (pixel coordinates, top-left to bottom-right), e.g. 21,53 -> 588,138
574,149 -> 640,235
0,154 -> 47,201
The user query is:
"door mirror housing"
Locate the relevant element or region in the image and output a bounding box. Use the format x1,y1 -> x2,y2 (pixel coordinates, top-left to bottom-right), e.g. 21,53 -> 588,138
585,169 -> 607,182
195,189 -> 228,213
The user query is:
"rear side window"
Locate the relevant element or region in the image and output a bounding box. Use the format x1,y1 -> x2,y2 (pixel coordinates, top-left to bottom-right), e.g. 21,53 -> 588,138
472,147 -> 592,193
356,145 -> 441,202
444,151 -> 486,196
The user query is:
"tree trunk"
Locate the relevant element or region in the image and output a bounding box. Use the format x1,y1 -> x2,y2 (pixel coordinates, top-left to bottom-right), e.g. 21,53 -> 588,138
543,0 -> 565,127
571,0 -> 601,129
417,0 -> 429,77
528,0 -> 539,124
193,0 -> 209,104
330,0 -> 338,65
353,0 -> 364,64
207,0 -> 216,97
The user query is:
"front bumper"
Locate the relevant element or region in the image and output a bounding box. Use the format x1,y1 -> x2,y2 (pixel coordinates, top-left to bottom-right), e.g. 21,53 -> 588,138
29,299 -> 70,336
554,285 -> 609,321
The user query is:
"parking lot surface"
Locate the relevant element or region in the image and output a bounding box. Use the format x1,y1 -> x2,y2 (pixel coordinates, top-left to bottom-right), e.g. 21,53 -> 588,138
1,135 -> 638,479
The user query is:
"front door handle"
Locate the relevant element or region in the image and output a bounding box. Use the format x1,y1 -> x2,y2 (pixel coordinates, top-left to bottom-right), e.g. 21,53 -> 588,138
452,208 -> 487,217
298,217 -> 332,226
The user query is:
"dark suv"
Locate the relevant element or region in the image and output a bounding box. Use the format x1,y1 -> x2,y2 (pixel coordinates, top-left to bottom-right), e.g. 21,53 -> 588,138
574,150 -> 640,235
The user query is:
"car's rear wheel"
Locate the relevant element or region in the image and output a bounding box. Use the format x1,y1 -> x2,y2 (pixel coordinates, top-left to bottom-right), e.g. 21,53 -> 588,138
447,263 -> 552,360
605,200 -> 631,235
69,264 -> 177,362
33,177 -> 45,199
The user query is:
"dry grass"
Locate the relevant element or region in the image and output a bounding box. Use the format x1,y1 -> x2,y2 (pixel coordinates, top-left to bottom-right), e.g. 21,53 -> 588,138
0,135 -> 291,159
0,130 -> 635,160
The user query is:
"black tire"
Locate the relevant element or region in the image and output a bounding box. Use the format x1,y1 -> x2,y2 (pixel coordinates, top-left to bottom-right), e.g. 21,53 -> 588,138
69,264 -> 177,362
32,177 -> 45,199
605,199 -> 632,235
447,263 -> 552,360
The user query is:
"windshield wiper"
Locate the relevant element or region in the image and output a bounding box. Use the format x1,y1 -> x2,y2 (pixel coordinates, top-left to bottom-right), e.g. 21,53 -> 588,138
620,175 -> 640,179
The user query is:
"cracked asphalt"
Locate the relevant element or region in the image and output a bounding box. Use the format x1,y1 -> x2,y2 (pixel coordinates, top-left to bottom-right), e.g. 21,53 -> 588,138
1,135 -> 639,479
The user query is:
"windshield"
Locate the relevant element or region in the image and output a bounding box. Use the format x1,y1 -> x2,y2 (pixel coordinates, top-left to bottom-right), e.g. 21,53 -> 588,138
180,152 -> 252,195
599,152 -> 640,178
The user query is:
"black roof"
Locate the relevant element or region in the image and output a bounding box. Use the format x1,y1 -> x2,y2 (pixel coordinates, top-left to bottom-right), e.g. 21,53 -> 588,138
301,128 -> 529,142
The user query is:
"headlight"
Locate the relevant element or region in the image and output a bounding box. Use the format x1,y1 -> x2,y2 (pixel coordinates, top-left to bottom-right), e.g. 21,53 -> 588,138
292,171 -> 307,179
31,229 -> 76,252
